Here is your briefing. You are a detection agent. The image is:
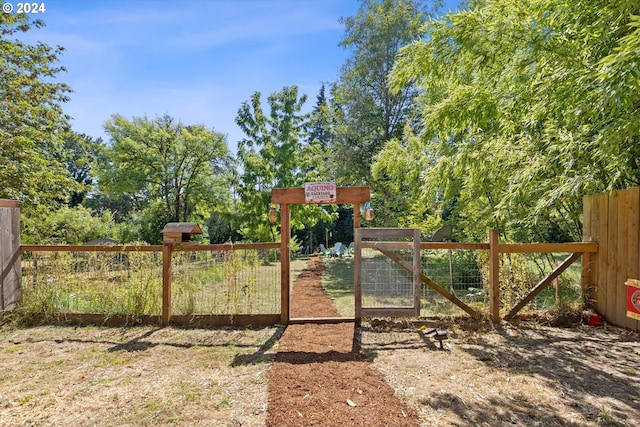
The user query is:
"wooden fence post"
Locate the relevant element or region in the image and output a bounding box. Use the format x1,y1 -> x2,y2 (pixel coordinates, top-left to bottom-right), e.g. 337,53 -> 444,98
280,203 -> 290,325
162,243 -> 173,326
0,200 -> 21,313
489,229 -> 500,322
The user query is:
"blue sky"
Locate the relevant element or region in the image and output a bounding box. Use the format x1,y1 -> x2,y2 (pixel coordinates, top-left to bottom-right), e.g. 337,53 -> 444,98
17,0 -> 461,152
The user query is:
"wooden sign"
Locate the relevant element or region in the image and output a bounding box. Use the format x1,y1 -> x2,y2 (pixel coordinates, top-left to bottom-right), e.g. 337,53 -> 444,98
626,279 -> 640,321
304,181 -> 336,203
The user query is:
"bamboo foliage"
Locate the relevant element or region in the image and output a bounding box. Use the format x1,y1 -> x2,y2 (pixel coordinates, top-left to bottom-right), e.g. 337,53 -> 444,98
385,0 -> 640,242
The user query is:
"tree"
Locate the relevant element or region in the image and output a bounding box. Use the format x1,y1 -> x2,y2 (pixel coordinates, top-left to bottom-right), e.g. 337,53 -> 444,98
58,132 -> 106,207
0,13 -> 77,210
331,0 -> 434,225
100,114 -> 231,242
371,128 -> 442,231
303,84 -> 337,181
24,205 -> 120,245
235,86 -> 333,241
388,0 -> 640,241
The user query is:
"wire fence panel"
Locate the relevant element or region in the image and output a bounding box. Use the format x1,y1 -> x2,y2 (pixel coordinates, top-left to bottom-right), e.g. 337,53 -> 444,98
482,252 -> 583,313
418,249 -> 583,317
20,243 -> 583,321
361,247 -> 415,309
21,250 -> 163,315
420,249 -> 487,316
21,246 -> 281,317
172,248 -> 280,315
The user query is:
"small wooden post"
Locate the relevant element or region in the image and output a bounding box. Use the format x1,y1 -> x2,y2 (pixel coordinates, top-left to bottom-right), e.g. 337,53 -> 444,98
353,203 -> 361,325
354,227 -> 362,323
280,203 -> 290,324
412,228 -> 421,316
489,229 -> 500,322
162,243 -> 173,326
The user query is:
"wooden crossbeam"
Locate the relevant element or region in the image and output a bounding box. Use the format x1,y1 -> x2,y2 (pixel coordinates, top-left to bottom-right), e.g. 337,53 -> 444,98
499,242 -> 597,254
504,252 -> 584,320
271,186 -> 370,204
289,317 -> 356,324
378,248 -> 482,319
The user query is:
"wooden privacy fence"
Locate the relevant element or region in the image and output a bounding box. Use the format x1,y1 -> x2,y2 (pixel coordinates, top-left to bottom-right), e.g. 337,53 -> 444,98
584,187 -> 640,331
0,200 -> 21,313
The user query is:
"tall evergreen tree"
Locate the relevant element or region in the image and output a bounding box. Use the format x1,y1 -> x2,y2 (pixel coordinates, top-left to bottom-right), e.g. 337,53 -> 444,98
303,84 -> 337,182
307,84 -> 330,148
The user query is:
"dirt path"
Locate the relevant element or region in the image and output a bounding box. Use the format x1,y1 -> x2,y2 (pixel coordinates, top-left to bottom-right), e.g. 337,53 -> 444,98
266,256 -> 420,426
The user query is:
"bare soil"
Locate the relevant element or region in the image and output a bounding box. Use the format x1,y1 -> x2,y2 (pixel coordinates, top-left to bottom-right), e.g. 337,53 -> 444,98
1,255 -> 639,426
268,256 -> 640,426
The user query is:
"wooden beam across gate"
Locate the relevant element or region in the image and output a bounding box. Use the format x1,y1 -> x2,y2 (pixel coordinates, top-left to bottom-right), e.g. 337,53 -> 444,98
271,186 -> 370,204
504,252 -> 584,320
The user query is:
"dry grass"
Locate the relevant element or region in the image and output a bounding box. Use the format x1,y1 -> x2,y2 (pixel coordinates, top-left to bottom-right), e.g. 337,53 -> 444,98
362,318 -> 640,426
7,251 -> 637,426
1,315 -> 638,426
0,325 -> 280,426
20,248 -> 281,318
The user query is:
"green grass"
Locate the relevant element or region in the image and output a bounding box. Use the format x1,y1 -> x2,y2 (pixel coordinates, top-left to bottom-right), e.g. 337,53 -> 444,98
290,257 -> 309,283
321,257 -> 355,317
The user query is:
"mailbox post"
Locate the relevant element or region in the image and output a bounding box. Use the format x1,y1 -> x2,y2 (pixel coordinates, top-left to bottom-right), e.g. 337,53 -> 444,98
160,222 -> 203,325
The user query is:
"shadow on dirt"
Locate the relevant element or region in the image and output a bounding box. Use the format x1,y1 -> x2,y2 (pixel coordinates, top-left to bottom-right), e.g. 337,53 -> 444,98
274,349 -> 365,364
36,325 -> 283,356
361,317 -> 640,426
231,325 -> 286,366
457,325 -> 640,425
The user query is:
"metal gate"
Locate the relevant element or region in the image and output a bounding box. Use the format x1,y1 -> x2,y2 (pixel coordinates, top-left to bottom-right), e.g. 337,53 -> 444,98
354,228 -> 421,319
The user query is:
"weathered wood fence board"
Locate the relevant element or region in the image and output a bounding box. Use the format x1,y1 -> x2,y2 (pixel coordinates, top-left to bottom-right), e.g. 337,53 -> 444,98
583,187 -> 640,331
0,200 -> 21,312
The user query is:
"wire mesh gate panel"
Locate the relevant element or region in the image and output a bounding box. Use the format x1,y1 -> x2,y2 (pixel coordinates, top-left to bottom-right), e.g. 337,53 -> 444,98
355,228 -> 421,318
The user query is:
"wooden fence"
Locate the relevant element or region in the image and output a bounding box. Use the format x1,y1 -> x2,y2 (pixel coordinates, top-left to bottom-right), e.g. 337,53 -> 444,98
0,200 -> 21,313
583,187 -> 640,331
7,195 -> 639,328
18,242 -> 281,327
360,234 -> 597,323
